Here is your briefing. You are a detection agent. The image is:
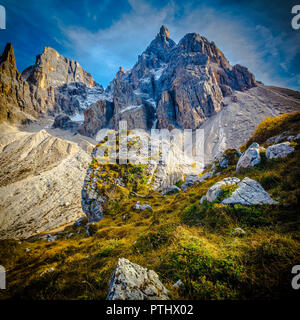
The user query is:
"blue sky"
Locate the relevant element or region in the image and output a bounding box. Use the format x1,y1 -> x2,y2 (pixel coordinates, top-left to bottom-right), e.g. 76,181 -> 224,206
1,0 -> 300,90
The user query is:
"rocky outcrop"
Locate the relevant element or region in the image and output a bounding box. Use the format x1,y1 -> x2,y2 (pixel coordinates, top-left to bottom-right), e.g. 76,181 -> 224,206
266,142 -> 294,159
52,114 -> 79,132
200,84 -> 300,164
23,46 -> 105,116
77,26 -> 300,164
236,142 -> 261,171
82,25 -> 257,136
79,99 -> 114,137
81,129 -> 201,220
202,176 -> 278,205
222,177 -> 278,205
107,258 -> 169,300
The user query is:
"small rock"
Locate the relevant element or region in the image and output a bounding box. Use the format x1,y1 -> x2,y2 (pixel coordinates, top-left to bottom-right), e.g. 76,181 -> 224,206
199,195 -> 207,204
181,174 -> 201,190
219,156 -> 228,169
232,227 -> 246,237
173,279 -> 184,290
199,170 -> 215,182
25,248 -> 31,253
47,234 -> 57,242
248,142 -> 260,149
73,217 -> 85,227
40,267 -> 55,277
294,133 -> 300,140
133,202 -> 153,211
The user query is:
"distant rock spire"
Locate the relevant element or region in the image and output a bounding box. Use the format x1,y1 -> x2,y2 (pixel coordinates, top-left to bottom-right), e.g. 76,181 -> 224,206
0,43 -> 16,69
0,43 -> 18,79
158,25 -> 170,39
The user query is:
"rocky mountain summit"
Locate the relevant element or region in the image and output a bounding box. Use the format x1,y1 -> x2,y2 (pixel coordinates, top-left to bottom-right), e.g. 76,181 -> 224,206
0,43 -> 107,125
78,26 -> 300,162
81,25 -> 257,134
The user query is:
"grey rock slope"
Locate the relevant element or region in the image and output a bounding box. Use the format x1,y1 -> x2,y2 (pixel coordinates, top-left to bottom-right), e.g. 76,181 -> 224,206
200,84 -> 300,163
0,123 -> 94,239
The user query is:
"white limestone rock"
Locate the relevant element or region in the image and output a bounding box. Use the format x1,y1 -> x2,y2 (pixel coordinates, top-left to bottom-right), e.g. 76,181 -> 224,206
206,177 -> 240,202
236,143 -> 260,171
222,177 -> 278,205
106,258 -> 169,300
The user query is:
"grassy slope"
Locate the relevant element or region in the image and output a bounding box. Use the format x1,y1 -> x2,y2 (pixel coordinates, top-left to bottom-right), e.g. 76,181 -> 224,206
1,112 -> 300,300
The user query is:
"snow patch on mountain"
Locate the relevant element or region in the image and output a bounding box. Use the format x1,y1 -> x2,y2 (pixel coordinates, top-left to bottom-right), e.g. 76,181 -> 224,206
120,105 -> 143,114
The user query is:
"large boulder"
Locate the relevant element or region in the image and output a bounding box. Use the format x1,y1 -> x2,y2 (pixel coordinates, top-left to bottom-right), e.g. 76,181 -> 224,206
106,258 -> 169,300
222,177 -> 278,205
266,142 -> 294,159
236,143 -> 260,171
205,177 -> 240,202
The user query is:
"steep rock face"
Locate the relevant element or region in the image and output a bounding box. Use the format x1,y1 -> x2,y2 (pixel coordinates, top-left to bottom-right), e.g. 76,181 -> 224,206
81,26 -> 299,150
52,114 -> 79,132
111,77 -> 154,130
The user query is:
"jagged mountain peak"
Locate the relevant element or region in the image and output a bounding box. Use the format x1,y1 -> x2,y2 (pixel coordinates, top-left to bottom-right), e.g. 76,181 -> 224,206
22,46 -> 96,89
145,26 -> 176,60
157,25 -> 170,39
